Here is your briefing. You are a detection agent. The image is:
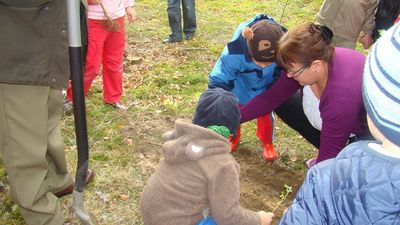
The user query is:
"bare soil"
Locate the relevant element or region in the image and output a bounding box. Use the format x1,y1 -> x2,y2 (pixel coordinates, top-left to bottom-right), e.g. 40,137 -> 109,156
234,147 -> 304,219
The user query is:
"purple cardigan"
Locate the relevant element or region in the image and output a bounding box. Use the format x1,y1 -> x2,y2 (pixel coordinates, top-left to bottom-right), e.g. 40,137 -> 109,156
240,48 -> 369,163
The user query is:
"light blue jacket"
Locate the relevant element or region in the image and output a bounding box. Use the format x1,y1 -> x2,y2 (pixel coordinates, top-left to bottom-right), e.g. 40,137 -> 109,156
208,14 -> 283,105
279,141 -> 400,225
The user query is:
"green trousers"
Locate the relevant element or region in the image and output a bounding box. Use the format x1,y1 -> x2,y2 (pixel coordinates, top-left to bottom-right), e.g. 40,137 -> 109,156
332,35 -> 356,49
0,84 -> 73,225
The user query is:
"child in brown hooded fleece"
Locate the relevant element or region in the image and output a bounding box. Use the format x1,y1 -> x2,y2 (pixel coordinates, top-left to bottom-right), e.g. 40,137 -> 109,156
140,88 -> 274,225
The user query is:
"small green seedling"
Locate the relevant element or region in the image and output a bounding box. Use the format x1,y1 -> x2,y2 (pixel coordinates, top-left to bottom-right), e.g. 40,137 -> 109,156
272,184 -> 293,213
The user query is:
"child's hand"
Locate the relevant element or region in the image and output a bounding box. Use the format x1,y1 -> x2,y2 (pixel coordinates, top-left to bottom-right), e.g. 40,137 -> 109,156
90,0 -> 102,5
258,211 -> 275,225
125,6 -> 136,23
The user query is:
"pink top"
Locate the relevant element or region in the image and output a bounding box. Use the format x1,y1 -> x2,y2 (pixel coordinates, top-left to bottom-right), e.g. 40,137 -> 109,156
87,0 -> 134,20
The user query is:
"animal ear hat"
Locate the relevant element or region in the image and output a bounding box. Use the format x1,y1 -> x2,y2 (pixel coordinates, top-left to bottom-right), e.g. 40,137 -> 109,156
242,20 -> 284,62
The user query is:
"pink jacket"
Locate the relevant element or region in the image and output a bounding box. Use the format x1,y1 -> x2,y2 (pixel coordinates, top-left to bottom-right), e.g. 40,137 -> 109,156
87,0 -> 134,20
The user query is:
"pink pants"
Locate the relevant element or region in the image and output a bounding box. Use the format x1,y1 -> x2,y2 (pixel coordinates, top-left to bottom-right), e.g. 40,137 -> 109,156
67,17 -> 125,103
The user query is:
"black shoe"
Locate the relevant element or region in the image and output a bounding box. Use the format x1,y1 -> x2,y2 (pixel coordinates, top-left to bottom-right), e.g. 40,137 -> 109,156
105,101 -> 127,110
55,169 -> 95,198
162,37 -> 182,44
185,33 -> 195,40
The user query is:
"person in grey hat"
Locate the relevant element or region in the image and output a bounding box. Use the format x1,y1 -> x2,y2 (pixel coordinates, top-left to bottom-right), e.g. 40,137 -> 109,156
278,22 -> 400,225
140,88 -> 274,225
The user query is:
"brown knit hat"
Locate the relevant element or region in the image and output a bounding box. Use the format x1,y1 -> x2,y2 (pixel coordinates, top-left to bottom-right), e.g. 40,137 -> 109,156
242,20 -> 284,62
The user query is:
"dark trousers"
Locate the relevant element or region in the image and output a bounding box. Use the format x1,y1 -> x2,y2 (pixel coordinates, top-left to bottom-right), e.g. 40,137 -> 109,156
274,91 -> 321,148
274,91 -> 373,149
167,0 -> 196,41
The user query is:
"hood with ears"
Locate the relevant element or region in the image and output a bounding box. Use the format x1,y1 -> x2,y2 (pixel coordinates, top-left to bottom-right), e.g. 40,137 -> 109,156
162,119 -> 230,163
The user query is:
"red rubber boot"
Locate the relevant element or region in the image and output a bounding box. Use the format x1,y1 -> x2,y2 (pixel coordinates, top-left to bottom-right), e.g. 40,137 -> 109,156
262,143 -> 277,161
256,114 -> 277,161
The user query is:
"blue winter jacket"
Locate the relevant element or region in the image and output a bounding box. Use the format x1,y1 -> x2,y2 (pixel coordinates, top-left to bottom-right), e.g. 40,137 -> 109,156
208,14 -> 284,105
279,141 -> 400,225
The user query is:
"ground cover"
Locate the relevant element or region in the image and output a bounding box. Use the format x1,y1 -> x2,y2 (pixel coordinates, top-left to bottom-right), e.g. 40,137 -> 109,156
1,0 -> 325,224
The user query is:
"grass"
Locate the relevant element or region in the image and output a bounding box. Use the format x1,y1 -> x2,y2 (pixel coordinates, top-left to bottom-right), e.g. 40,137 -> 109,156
0,0 -> 326,224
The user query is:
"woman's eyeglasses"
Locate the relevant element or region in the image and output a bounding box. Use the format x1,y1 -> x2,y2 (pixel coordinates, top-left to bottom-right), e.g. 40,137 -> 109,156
287,63 -> 310,78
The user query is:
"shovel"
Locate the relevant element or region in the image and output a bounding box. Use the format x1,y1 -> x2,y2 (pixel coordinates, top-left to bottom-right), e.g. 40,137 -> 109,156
66,0 -> 97,224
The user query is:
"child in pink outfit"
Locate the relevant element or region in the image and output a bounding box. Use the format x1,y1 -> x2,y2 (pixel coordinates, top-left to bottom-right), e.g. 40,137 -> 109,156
66,0 -> 136,110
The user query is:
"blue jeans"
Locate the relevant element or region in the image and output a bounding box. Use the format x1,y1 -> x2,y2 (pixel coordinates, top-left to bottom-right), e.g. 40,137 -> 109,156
167,0 -> 196,41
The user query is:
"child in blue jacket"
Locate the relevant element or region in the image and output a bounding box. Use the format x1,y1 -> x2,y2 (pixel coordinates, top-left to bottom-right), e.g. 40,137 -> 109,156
279,23 -> 400,225
208,14 -> 285,161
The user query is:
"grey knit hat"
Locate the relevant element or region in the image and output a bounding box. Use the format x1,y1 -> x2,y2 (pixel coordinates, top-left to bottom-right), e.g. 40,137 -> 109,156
363,23 -> 400,145
193,88 -> 240,136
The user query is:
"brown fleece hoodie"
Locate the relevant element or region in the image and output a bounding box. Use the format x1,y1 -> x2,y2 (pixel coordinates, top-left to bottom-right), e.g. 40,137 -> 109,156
140,119 -> 260,225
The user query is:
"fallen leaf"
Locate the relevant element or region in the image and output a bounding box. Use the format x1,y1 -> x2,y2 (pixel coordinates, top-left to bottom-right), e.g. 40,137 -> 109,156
127,56 -> 142,65
96,191 -> 109,203
126,138 -> 133,145
120,194 -> 129,201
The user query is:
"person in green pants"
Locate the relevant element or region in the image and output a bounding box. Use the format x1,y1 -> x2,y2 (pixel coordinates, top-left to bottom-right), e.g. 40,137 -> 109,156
0,0 -> 93,224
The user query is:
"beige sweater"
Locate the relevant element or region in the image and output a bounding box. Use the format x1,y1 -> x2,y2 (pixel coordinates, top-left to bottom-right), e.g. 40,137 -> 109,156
317,0 -> 378,41
140,119 -> 260,225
